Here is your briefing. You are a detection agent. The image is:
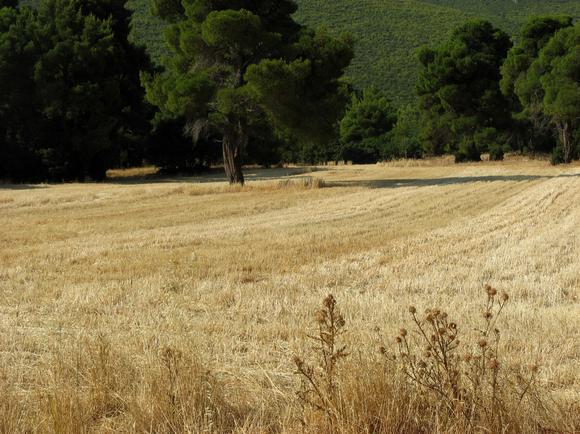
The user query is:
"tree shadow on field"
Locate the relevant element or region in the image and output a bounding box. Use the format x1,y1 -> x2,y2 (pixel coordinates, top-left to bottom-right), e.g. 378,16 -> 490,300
0,183 -> 47,190
329,173 -> 580,189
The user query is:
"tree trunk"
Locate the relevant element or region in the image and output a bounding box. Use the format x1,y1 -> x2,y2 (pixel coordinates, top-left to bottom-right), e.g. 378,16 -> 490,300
557,120 -> 572,164
222,121 -> 247,185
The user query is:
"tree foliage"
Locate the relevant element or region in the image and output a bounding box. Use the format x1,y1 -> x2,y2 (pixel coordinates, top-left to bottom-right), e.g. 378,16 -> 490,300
339,89 -> 397,163
500,16 -> 573,154
534,24 -> 580,163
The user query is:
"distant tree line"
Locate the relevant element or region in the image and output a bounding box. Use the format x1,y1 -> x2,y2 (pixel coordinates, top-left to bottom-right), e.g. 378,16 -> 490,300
0,1 -> 578,184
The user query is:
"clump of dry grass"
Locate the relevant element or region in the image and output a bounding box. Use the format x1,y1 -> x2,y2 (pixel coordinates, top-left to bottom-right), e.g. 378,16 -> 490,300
129,345 -> 241,433
0,336 -> 262,434
379,155 -> 456,167
278,176 -> 326,189
106,166 -> 159,179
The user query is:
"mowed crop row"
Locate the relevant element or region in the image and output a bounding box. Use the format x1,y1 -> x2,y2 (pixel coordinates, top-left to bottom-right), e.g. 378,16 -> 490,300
0,161 -> 579,432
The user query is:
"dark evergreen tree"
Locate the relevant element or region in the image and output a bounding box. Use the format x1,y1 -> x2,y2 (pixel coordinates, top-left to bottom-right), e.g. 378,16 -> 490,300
532,24 -> 580,163
0,0 -> 153,182
417,20 -> 512,162
145,0 -> 353,184
33,0 -> 154,180
339,89 -> 397,163
500,16 -> 573,154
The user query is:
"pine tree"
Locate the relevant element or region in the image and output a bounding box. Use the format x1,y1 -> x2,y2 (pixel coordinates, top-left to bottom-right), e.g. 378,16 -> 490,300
145,0 -> 353,184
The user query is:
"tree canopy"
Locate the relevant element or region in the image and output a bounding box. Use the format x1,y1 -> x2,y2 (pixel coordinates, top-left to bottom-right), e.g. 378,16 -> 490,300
499,16 -> 573,154
339,89 -> 397,163
534,24 -> 580,163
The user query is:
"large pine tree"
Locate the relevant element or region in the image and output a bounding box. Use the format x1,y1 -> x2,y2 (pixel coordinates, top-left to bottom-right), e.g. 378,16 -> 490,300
145,0 -> 353,184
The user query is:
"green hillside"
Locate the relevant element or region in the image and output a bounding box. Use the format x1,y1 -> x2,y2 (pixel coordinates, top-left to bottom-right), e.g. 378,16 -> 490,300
295,0 -> 580,103
24,0 -> 580,104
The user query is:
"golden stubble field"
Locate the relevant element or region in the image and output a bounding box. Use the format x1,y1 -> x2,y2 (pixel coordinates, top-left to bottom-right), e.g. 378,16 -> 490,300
0,159 -> 579,432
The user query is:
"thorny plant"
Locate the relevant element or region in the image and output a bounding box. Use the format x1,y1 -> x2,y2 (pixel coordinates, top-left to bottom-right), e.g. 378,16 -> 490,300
383,285 -> 540,431
293,294 -> 348,425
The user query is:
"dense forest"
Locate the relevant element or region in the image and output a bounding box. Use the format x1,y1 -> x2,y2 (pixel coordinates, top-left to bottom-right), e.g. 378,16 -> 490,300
2,0 -> 580,183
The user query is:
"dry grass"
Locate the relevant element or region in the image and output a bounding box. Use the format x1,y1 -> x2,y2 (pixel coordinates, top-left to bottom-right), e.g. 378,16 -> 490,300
0,161 -> 579,433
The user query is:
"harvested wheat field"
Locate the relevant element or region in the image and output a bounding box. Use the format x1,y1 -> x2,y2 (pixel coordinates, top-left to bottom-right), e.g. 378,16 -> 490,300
0,159 -> 579,433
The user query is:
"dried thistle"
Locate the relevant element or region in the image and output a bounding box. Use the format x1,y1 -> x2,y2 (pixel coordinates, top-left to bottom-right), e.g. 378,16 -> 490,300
294,294 -> 348,424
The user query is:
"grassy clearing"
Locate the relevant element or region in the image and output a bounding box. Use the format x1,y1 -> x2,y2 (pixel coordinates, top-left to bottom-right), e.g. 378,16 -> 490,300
0,161 -> 579,432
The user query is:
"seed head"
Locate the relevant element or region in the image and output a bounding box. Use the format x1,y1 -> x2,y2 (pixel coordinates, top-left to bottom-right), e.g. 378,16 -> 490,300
409,306 -> 417,314
490,358 -> 499,370
478,339 -> 488,348
395,336 -> 402,344
323,294 -> 336,310
399,328 -> 408,337
484,311 -> 493,320
501,292 -> 509,302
